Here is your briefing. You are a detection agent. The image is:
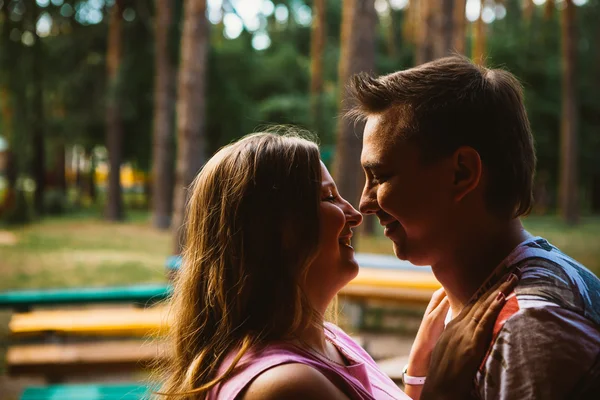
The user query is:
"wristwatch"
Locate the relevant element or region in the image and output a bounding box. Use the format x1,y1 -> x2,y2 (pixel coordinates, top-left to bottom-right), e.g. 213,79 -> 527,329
402,364 -> 427,386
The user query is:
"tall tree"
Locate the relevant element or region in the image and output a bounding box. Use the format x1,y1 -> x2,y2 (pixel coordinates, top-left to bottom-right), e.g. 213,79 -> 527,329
416,0 -> 435,64
523,0 -> 535,22
453,0 -> 467,54
402,0 -> 417,45
545,0 -> 555,21
0,1 -> 30,223
417,0 -> 464,64
333,0 -> 376,209
472,0 -> 487,64
382,0 -> 397,57
559,0 -> 578,224
152,0 -> 176,230
172,0 -> 209,254
435,0 -> 455,57
30,0 -> 46,215
105,0 -> 125,221
309,0 -> 326,133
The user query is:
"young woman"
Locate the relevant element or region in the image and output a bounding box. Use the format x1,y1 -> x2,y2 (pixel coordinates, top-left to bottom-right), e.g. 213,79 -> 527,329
158,132 -> 517,399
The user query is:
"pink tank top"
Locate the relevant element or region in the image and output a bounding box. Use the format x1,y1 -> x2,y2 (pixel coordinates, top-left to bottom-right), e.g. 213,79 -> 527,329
207,323 -> 409,400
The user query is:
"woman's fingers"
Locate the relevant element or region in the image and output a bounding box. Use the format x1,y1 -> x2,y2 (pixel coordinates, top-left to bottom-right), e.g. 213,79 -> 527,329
472,287 -> 509,341
429,296 -> 451,328
469,273 -> 519,325
425,287 -> 447,314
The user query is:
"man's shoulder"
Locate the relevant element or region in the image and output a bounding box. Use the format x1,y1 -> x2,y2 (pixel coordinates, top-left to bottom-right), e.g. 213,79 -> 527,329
476,305 -> 600,399
508,237 -> 600,325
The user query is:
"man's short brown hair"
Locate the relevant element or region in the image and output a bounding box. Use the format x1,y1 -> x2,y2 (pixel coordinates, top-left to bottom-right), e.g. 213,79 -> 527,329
350,56 -> 536,219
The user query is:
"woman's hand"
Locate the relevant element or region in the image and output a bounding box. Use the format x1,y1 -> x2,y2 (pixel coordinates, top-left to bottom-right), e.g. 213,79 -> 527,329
407,288 -> 451,376
420,274 -> 518,400
403,288 -> 450,400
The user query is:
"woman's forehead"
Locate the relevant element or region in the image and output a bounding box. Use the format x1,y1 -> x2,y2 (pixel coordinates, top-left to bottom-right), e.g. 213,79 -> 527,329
319,162 -> 335,187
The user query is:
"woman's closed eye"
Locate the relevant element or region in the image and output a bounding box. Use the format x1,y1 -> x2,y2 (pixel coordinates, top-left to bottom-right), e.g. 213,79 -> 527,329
323,195 -> 337,202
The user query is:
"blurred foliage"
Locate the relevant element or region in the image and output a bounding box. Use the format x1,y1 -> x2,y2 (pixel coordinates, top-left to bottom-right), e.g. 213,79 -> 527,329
0,0 -> 599,213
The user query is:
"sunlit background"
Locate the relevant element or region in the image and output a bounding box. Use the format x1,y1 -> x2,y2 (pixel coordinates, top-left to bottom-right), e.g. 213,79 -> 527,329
1,0 -> 599,397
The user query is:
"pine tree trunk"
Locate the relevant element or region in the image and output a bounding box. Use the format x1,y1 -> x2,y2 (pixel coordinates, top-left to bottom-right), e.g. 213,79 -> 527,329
172,0 -> 208,254
30,0 -> 45,216
545,0 -> 555,21
105,0 -> 125,221
152,0 -> 176,230
54,141 -> 66,194
472,0 -> 486,65
417,0 -> 459,64
334,0 -> 376,234
310,0 -> 326,133
85,147 -> 97,202
402,0 -> 417,45
436,0 -> 454,57
1,3 -> 30,223
453,0 -> 467,54
384,0 -> 397,57
416,0 -> 435,64
559,0 -> 578,225
524,0 -> 534,22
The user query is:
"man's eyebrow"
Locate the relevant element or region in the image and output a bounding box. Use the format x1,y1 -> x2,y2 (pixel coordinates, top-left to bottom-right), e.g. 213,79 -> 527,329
361,161 -> 385,170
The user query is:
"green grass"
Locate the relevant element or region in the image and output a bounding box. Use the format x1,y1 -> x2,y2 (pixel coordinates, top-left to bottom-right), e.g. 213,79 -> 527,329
0,210 -> 170,291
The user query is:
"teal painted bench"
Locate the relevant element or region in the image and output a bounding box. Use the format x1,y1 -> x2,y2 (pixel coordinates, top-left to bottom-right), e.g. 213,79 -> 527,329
20,383 -> 153,400
165,253 -> 432,273
0,284 -> 171,312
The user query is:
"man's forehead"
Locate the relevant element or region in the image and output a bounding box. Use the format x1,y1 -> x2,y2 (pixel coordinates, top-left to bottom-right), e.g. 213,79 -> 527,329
362,114 -> 405,163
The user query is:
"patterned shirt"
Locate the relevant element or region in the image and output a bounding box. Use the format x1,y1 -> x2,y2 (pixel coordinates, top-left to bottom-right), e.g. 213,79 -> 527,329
473,237 -> 600,399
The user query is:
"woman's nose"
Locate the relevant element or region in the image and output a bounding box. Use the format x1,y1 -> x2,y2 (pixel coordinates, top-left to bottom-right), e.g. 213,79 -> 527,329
346,203 -> 363,228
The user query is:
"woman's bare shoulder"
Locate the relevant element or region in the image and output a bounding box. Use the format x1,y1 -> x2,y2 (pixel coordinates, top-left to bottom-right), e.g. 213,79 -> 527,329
240,363 -> 349,400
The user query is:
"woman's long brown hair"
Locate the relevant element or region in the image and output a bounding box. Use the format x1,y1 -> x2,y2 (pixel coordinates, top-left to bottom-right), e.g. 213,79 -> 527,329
156,131 -> 324,398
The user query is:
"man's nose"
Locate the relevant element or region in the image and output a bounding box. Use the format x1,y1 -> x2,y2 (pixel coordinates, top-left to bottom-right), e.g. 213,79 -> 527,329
359,185 -> 378,215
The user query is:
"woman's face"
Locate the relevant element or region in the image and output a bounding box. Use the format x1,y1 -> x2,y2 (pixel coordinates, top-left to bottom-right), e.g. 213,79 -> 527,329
303,162 -> 363,308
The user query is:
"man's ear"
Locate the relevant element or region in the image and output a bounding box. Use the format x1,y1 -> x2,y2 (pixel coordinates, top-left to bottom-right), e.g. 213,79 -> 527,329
452,146 -> 482,202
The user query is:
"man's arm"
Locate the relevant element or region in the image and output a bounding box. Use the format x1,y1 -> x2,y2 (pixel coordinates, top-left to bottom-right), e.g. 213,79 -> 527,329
477,306 -> 600,400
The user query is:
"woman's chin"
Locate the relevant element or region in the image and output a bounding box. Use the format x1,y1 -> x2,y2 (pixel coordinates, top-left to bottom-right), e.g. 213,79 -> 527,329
343,257 -> 360,280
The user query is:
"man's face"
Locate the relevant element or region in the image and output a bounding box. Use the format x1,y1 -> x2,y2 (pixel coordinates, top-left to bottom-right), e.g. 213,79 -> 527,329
359,114 -> 454,266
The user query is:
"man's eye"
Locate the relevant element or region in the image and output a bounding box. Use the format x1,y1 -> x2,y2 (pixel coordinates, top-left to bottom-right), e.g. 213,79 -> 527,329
372,174 -> 389,183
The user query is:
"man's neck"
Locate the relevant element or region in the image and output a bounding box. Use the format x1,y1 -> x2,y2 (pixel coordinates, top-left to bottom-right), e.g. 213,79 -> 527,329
432,218 -> 531,318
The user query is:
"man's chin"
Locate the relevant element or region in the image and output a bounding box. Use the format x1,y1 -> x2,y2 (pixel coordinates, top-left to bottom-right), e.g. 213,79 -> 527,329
392,242 -> 407,261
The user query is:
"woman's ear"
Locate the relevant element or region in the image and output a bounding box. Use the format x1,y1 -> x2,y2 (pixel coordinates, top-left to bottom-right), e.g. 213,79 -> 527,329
451,146 -> 482,203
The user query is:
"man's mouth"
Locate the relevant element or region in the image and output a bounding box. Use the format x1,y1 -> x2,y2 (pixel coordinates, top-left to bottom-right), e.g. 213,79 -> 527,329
383,220 -> 401,237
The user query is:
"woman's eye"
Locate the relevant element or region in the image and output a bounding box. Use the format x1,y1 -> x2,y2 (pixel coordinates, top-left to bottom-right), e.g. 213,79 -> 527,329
324,195 -> 336,202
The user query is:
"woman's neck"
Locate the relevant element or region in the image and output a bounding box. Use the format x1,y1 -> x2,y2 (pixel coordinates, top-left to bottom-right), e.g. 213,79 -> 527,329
294,321 -> 348,366
296,321 -> 328,353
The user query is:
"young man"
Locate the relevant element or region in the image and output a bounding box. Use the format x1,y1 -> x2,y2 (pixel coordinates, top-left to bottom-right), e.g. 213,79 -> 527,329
354,56 -> 600,399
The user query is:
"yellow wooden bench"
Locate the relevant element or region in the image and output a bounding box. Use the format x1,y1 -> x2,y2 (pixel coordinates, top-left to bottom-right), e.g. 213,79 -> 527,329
9,266 -> 438,338
9,305 -> 170,338
7,339 -> 167,381
342,266 -> 440,304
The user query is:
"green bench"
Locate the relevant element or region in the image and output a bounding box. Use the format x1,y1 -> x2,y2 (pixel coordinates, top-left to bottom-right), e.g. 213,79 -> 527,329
20,383 -> 152,400
0,284 -> 171,312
